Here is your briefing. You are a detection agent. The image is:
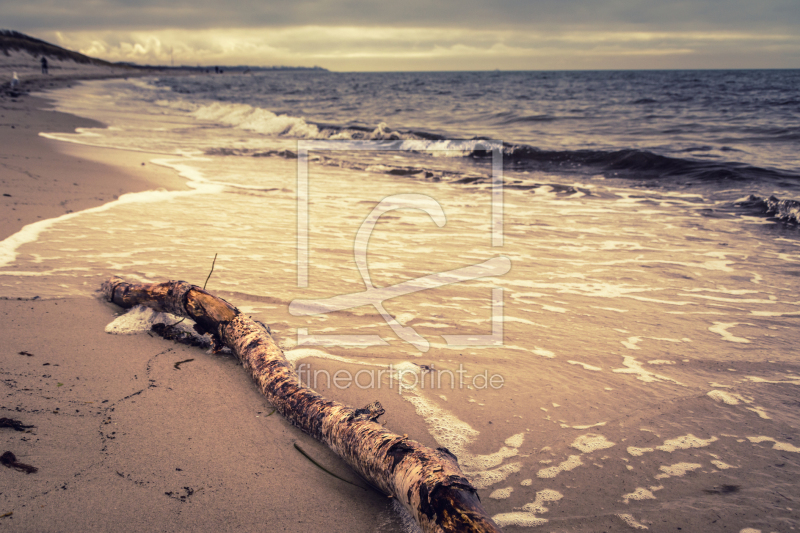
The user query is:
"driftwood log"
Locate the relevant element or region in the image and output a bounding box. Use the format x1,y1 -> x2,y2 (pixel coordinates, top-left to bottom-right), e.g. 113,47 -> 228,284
102,277 -> 502,533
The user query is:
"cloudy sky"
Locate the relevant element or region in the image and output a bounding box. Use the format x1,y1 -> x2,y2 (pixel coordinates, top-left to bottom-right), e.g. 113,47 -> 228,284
6,0 -> 800,71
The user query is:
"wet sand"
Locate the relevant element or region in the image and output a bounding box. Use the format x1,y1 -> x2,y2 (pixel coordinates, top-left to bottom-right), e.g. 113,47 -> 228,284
0,92 -> 189,241
0,88 -> 404,531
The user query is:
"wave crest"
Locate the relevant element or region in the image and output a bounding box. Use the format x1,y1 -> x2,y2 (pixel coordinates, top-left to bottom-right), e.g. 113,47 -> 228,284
191,101 -> 425,141
735,195 -> 800,224
188,102 -> 799,186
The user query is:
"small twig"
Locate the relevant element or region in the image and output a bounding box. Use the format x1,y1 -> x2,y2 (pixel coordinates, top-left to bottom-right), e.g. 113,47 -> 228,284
165,254 -> 216,330
173,359 -> 195,370
293,443 -> 367,490
203,253 -> 218,290
264,409 -> 276,417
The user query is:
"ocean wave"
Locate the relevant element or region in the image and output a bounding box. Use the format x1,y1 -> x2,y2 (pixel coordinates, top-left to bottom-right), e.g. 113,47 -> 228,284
187,101 -> 799,186
203,134 -> 799,187
497,114 -> 557,124
192,102 -> 322,138
498,145 -> 799,183
190,101 -> 425,141
734,195 -> 800,224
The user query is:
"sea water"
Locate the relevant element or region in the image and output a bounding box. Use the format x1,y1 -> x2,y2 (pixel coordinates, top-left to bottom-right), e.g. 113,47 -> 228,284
2,70 -> 799,531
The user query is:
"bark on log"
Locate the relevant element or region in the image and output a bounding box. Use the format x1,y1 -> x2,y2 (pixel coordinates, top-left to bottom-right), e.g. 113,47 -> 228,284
102,276 -> 502,533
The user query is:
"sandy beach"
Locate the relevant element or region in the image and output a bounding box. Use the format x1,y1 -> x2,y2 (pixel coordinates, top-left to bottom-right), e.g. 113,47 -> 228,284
0,85 -> 406,531
0,92 -> 190,241
3,66 -> 800,533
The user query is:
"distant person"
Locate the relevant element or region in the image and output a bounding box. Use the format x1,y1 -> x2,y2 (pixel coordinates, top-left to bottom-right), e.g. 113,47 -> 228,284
10,72 -> 19,90
41,57 -> 48,74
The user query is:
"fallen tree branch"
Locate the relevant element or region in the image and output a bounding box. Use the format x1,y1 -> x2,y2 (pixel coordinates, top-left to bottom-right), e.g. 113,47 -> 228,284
102,276 -> 502,533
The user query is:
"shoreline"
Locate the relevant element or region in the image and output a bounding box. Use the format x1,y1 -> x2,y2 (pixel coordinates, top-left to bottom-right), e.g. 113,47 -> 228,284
0,83 -> 404,531
0,90 -> 190,241
4,73 -> 799,533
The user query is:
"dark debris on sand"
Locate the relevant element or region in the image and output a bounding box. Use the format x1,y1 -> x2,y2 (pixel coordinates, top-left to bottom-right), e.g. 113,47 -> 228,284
1,451 -> 38,474
150,322 -> 211,349
0,418 -> 35,431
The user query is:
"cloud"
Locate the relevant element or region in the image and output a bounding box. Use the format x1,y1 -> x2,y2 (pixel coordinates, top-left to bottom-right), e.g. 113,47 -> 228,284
5,0 -> 798,70
37,26 -> 800,71
6,0 -> 800,33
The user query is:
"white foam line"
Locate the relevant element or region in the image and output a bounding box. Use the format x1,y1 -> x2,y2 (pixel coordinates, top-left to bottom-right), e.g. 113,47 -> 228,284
683,287 -> 760,296
0,146 -> 224,270
746,375 -> 800,385
627,446 -> 653,457
707,390 -> 749,405
747,435 -> 800,452
0,184 -> 219,269
656,434 -> 717,452
537,455 -> 582,478
617,513 -> 649,529
708,322 -> 753,344
489,487 -> 514,499
750,310 -> 800,317
627,295 -> 693,306
571,433 -> 615,452
711,460 -> 736,469
563,421 -> 607,430
283,347 -> 380,367
622,336 -> 642,350
567,360 -> 602,371
682,294 -> 776,304
654,462 -> 702,479
39,132 -> 179,156
590,306 -> 629,313
746,406 -> 771,420
532,347 -> 556,358
492,489 -> 563,528
283,346 -> 526,488
612,356 -> 685,386
622,487 -> 658,504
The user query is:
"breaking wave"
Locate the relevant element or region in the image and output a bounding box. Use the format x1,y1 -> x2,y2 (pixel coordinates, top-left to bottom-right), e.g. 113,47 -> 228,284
734,195 -> 800,224
191,101 -> 424,141
184,101 -> 800,186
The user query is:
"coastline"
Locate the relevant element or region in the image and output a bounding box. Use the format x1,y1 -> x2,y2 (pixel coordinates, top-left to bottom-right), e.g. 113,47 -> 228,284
0,91 -> 189,241
4,72 -> 799,533
0,86 -> 403,531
